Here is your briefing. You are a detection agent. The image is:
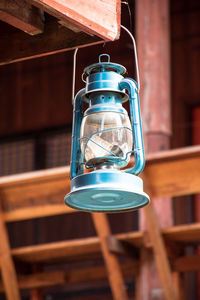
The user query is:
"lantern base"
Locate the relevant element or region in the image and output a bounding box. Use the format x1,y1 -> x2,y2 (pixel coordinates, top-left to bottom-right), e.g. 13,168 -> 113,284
65,170 -> 150,213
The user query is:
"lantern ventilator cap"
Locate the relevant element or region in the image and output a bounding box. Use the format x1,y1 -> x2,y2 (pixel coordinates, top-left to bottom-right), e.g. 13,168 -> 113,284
82,54 -> 129,102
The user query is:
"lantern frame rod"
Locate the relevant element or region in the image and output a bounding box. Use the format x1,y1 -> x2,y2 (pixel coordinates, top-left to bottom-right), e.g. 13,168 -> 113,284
121,25 -> 140,93
70,88 -> 85,179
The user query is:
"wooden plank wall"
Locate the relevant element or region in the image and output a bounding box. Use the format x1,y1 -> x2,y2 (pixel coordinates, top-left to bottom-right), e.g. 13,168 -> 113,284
171,0 -> 200,149
0,0 -> 133,137
171,0 -> 200,298
0,51 -> 74,136
171,0 -> 200,231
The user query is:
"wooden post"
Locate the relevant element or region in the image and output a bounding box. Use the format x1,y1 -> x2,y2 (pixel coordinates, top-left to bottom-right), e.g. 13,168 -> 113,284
173,272 -> 185,300
31,290 -> 43,300
92,213 -> 129,300
0,208 -> 21,300
143,205 -> 178,300
136,0 -> 175,299
30,265 -> 44,300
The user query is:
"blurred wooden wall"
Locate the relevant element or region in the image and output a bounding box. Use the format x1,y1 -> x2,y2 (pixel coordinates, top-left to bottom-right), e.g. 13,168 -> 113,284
171,1 -> 200,299
0,0 -> 200,298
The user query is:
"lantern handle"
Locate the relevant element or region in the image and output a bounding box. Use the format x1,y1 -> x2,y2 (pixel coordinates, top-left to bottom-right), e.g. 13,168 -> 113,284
99,54 -> 110,63
119,78 -> 145,175
121,25 -> 140,93
72,48 -> 79,103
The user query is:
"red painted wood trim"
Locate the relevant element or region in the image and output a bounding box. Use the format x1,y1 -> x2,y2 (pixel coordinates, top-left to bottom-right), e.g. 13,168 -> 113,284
27,0 -> 121,41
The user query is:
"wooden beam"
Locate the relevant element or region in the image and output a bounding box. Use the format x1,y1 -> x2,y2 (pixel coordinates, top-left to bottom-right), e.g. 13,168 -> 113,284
30,265 -> 44,300
172,255 -> 200,273
0,16 -> 102,66
12,235 -> 104,263
92,213 -> 129,300
146,144 -> 200,162
11,223 -> 200,264
26,0 -> 121,41
144,204 -> 178,300
0,166 -> 73,222
0,262 -> 138,292
164,240 -> 183,260
106,235 -> 139,259
162,223 -> 200,244
0,146 -> 200,223
0,0 -> 44,35
172,272 -> 185,300
0,208 -> 21,300
144,145 -> 200,198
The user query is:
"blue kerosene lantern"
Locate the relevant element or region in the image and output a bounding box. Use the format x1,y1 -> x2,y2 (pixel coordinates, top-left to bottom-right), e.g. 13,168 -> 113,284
65,54 -> 149,212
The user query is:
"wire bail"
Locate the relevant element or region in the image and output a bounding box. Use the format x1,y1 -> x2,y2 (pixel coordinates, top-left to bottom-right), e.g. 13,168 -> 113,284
121,25 -> 140,93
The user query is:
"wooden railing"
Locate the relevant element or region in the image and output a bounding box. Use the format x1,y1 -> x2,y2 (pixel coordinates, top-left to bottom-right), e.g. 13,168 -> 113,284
0,145 -> 200,300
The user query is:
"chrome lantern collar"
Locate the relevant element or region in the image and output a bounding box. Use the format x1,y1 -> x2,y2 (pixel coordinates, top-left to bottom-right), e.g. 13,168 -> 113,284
65,54 -> 150,213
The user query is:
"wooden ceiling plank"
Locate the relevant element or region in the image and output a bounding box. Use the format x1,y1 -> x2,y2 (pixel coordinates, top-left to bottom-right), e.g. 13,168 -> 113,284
0,0 -> 44,35
26,0 -> 121,41
173,255 -> 200,272
0,256 -> 199,292
11,223 -> 200,264
0,17 -> 102,66
11,231 -> 143,263
0,262 -> 138,292
162,223 -> 200,244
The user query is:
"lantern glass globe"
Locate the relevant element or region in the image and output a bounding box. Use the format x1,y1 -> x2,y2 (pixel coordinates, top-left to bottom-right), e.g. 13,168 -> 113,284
80,111 -> 133,167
